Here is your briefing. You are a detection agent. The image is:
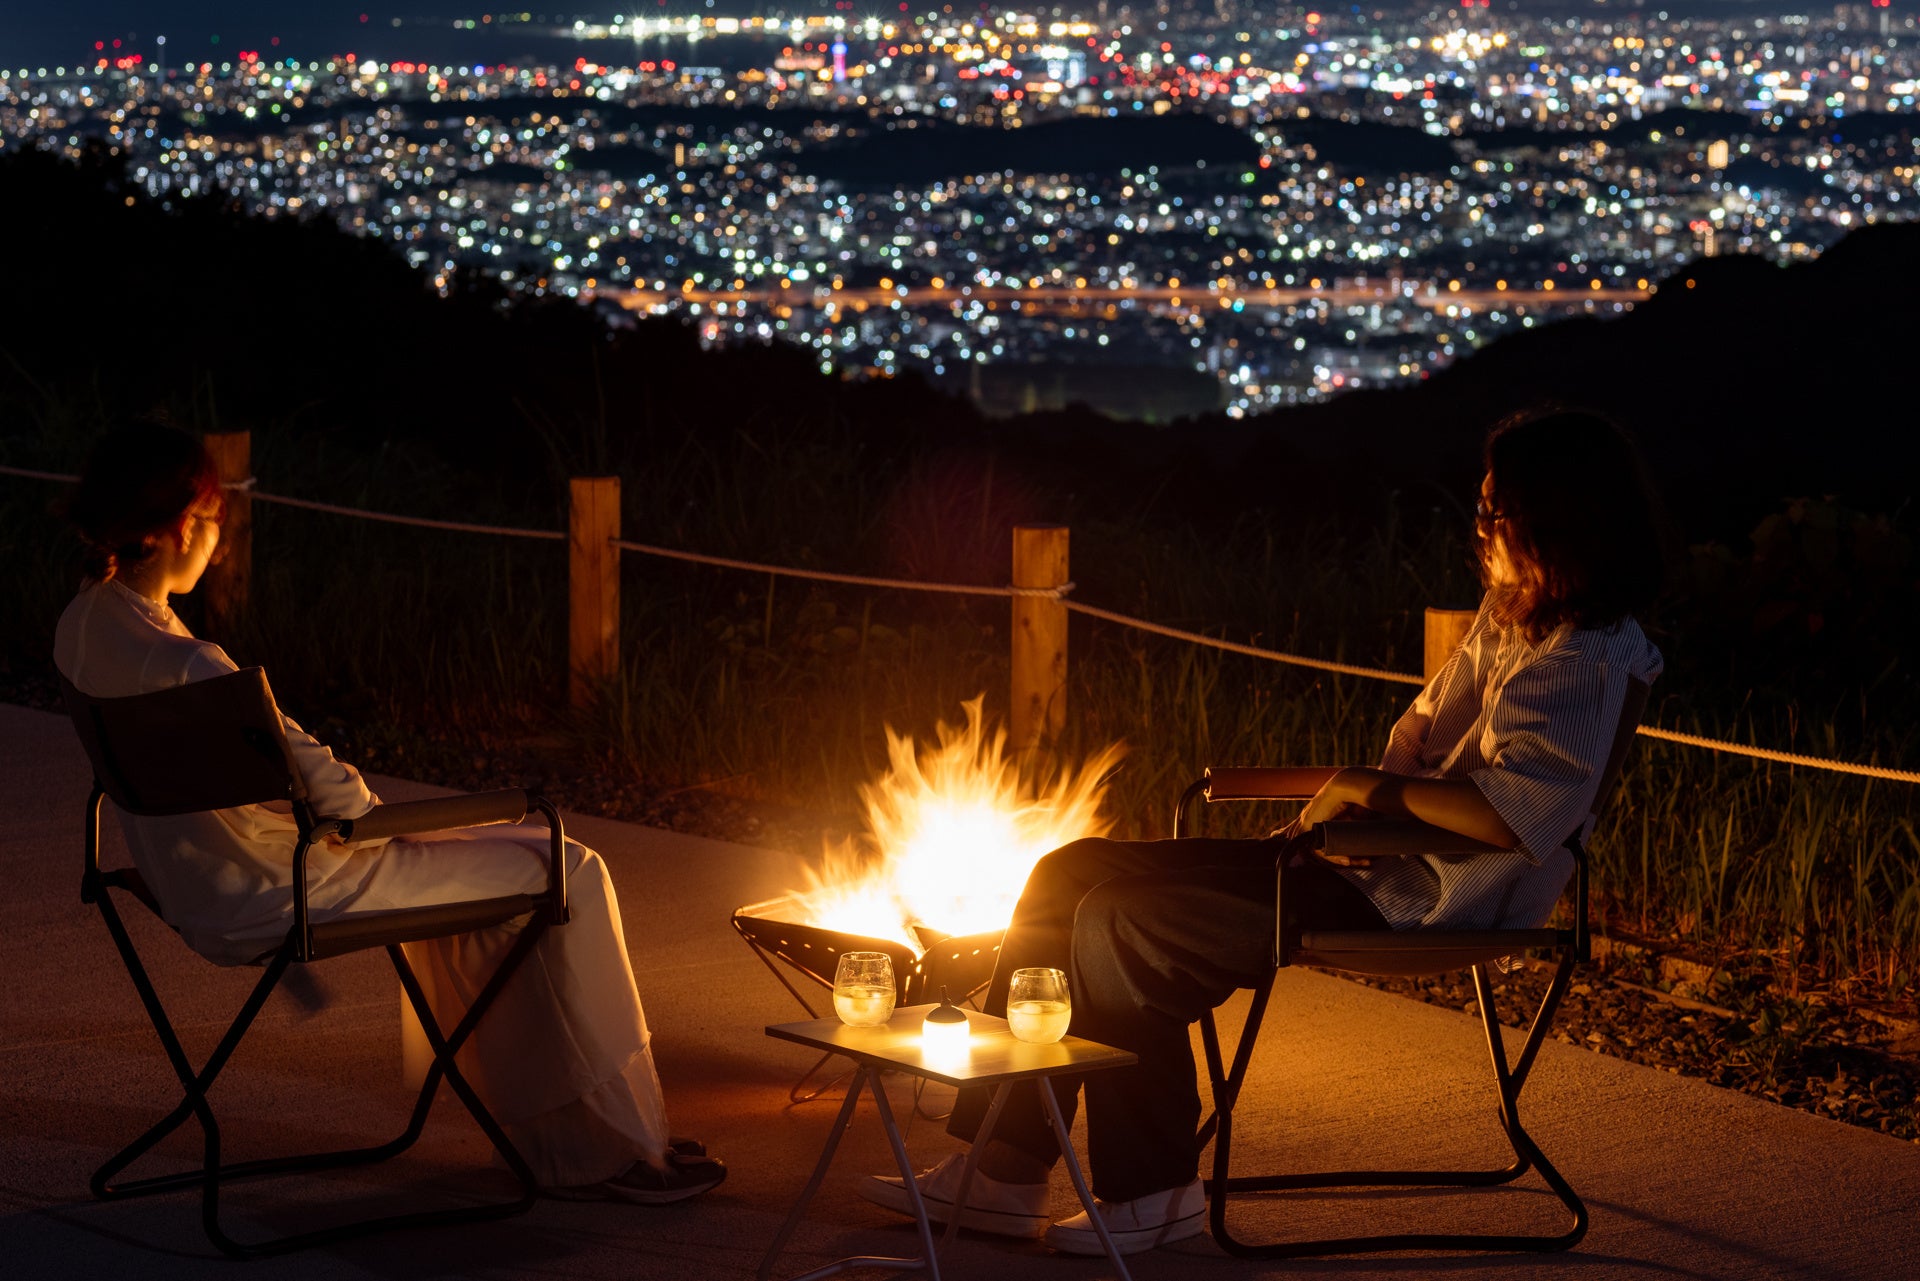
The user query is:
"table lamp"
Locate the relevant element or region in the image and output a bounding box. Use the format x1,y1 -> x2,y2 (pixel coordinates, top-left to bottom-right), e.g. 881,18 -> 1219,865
922,987 -> 970,1058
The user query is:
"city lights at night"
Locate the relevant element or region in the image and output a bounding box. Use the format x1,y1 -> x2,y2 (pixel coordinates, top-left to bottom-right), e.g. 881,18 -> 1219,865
5,3 -> 1914,417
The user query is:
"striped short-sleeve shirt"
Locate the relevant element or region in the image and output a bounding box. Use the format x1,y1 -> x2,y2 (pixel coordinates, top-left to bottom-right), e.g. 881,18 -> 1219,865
1334,594 -> 1663,930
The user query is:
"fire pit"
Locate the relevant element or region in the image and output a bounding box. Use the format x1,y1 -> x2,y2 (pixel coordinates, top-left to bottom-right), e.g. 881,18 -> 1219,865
732,898 -> 1003,1010
732,901 -> 1006,1103
732,698 -> 1124,1100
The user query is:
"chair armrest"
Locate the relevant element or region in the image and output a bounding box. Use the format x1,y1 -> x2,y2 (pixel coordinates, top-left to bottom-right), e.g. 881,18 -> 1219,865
332,789 -> 529,842
1205,766 -> 1340,801
1318,818 -> 1512,861
294,789 -> 565,960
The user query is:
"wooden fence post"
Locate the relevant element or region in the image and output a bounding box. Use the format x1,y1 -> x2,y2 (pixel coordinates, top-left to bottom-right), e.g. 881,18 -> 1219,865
202,430 -> 251,638
1424,606 -> 1477,683
1011,524 -> 1069,752
569,476 -> 620,708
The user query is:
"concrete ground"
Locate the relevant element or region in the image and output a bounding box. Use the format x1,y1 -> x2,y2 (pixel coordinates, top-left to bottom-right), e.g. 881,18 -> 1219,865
3,701 -> 1915,1280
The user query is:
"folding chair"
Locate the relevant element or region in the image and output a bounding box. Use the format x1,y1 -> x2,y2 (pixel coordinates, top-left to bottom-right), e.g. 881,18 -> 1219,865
60,666 -> 569,1258
1174,678 -> 1650,1258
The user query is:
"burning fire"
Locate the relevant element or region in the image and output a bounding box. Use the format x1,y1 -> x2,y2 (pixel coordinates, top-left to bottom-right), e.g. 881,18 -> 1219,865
788,697 -> 1125,949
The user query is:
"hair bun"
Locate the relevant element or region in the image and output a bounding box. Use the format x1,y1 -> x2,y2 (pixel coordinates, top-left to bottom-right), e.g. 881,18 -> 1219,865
80,543 -> 117,582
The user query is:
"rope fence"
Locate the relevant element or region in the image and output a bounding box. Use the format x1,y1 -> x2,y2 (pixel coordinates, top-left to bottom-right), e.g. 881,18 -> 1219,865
613,538 -> 1072,599
1065,599 -> 1428,688
249,489 -> 567,541
6,458 -> 1915,785
1631,726 -> 1920,785
0,463 -> 81,484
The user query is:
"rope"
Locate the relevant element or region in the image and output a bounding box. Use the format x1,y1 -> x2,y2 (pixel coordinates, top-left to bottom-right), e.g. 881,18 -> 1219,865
612,538 -> 1075,599
0,463 -> 79,483
2,461 -> 1912,782
0,464 -> 256,490
1066,599 -> 1429,686
1633,725 -> 1920,784
247,490 -> 565,540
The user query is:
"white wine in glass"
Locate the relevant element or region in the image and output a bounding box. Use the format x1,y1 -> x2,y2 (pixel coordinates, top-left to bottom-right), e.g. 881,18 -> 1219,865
833,951 -> 896,1027
1007,967 -> 1070,1043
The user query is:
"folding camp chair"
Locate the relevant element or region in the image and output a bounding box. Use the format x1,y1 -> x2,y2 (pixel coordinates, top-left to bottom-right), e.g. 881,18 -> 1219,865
61,666 -> 569,1258
1174,678 -> 1650,1258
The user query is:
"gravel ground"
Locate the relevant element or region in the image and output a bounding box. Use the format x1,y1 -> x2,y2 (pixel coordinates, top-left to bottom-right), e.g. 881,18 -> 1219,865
11,670 -> 1914,1148
1349,963 -> 1918,1142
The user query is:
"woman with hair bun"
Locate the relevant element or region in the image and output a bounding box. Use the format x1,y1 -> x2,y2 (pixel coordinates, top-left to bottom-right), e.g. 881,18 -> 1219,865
55,422 -> 725,1205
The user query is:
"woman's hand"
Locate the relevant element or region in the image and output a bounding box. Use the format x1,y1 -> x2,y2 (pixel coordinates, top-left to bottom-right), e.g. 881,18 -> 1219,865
1273,771 -> 1372,843
1288,766 -> 1520,851
1301,791 -> 1368,831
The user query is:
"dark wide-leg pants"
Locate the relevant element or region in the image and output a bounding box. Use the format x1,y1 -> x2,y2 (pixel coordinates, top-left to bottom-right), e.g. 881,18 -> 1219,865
946,836 -> 1387,1203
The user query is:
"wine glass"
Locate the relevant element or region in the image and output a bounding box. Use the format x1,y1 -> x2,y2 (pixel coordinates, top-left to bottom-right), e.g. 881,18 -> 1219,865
833,951 -> 896,1027
1007,967 -> 1071,1043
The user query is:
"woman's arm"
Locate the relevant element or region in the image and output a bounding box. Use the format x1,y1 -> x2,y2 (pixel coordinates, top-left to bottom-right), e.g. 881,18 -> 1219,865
181,644 -> 378,824
1297,766 -> 1518,848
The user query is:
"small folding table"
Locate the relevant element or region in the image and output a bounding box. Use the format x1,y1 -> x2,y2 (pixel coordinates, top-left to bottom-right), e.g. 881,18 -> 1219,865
759,1004 -> 1139,1281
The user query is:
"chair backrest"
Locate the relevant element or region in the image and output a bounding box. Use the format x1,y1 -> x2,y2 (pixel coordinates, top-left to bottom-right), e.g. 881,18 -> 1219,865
1589,677 -> 1652,826
60,667 -> 305,816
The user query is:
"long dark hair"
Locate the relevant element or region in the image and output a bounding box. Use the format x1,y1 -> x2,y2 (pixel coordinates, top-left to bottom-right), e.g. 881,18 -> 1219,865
66,423 -> 224,583
1479,408 -> 1665,639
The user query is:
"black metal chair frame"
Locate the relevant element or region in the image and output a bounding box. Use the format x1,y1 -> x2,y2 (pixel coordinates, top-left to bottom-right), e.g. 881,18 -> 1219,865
63,667 -> 569,1258
1174,678 -> 1649,1259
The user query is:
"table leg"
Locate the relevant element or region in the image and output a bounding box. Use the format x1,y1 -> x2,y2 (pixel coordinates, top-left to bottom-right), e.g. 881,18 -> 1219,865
1039,1078 -> 1135,1281
938,1082 -> 1014,1253
759,1064 -> 960,1281
757,1065 -> 872,1281
867,1071 -> 943,1281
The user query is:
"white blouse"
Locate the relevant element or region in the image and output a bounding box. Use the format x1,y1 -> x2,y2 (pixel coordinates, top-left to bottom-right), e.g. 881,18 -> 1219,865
55,579 -> 386,962
1337,592 -> 1664,930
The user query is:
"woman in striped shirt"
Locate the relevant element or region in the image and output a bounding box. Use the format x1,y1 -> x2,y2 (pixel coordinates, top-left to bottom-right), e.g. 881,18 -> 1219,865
861,408 -> 1668,1257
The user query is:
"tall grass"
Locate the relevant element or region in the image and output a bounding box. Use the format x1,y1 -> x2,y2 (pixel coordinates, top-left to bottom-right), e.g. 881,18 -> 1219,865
3,409 -> 1915,994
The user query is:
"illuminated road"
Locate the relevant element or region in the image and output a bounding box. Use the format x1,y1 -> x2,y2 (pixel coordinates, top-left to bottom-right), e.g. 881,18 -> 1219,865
604,282 -> 1652,315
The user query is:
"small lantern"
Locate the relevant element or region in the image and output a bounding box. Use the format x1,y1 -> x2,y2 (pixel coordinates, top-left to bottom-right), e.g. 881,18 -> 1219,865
921,986 -> 970,1059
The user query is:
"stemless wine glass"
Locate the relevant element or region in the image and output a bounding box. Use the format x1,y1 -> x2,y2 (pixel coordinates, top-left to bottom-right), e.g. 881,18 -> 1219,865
832,951 -> 897,1028
1007,967 -> 1071,1043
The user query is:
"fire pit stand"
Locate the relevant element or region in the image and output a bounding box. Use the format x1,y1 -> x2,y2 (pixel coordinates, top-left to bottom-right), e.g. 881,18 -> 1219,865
733,898 -> 1002,1104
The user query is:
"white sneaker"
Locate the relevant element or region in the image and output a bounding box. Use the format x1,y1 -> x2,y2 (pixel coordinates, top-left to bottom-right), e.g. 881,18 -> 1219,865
858,1153 -> 1051,1239
1043,1179 -> 1207,1256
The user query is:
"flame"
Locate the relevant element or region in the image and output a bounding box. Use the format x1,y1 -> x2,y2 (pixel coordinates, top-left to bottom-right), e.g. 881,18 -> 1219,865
789,696 -> 1125,949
